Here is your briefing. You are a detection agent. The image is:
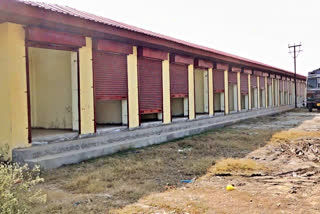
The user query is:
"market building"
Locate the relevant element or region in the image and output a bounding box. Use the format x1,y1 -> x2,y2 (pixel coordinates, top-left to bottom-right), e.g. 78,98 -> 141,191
0,0 -> 306,165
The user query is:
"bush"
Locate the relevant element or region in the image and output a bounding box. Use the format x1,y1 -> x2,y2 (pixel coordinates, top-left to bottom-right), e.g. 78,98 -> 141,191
0,145 -> 46,214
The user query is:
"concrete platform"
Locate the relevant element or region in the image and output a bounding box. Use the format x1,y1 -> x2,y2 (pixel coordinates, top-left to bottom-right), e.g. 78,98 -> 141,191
13,105 -> 294,169
31,129 -> 78,145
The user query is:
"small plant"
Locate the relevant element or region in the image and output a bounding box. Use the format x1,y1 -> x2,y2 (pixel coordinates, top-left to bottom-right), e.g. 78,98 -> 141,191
0,145 -> 46,214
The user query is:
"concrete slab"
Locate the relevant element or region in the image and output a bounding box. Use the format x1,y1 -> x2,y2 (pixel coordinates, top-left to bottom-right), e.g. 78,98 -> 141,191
32,129 -> 78,144
13,105 -> 294,169
96,125 -> 127,135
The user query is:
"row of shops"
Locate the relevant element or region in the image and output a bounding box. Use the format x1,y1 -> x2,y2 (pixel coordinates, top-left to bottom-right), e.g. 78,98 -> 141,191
0,0 -> 306,153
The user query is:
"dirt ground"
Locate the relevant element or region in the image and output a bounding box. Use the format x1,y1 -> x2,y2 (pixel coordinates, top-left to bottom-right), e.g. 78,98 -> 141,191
34,109 -> 320,213
112,109 -> 320,214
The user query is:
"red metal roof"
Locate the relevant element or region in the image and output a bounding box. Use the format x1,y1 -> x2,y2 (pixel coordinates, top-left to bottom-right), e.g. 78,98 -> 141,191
18,0 -> 305,79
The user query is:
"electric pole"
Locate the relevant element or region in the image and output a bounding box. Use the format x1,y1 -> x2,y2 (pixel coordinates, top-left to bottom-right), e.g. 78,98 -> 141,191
288,43 -> 302,108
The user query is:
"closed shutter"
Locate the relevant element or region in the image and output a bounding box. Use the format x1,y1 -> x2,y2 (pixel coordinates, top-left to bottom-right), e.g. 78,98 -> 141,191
213,70 -> 224,92
279,80 -> 283,91
267,78 -> 272,85
138,58 -> 162,114
251,75 -> 257,88
94,52 -> 128,100
240,73 -> 248,94
260,76 -> 265,89
170,63 -> 188,97
228,71 -> 237,84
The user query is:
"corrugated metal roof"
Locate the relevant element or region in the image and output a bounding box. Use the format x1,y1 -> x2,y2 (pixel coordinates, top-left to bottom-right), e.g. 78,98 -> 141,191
18,0 -> 298,76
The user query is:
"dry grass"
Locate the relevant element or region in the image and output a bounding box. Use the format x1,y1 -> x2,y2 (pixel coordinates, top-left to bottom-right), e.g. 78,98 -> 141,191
270,130 -> 320,144
31,110 -> 314,213
208,158 -> 267,176
32,127 -> 275,214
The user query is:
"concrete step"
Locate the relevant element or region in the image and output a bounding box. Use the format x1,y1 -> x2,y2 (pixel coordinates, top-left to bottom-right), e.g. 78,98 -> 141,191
13,105 -> 294,169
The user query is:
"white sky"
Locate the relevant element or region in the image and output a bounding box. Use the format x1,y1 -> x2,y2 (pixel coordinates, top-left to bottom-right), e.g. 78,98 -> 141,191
36,0 -> 319,76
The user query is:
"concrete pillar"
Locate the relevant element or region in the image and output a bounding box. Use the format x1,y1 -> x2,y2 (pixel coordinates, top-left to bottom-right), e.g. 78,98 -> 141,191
233,84 -> 238,112
254,88 -> 258,108
282,80 -> 285,105
122,100 -> 128,125
0,22 -> 29,153
237,72 -> 241,112
248,74 -> 252,110
79,37 -> 95,135
183,97 -> 188,116
224,70 -> 229,114
265,76 -> 268,108
262,89 -> 266,107
278,80 -> 280,106
220,93 -> 225,111
162,53 -> 171,124
257,76 -> 260,108
127,46 -> 139,128
208,68 -> 214,116
271,79 -> 274,106
203,70 -> 209,113
71,52 -> 79,131
188,64 -> 195,120
245,95 -> 249,110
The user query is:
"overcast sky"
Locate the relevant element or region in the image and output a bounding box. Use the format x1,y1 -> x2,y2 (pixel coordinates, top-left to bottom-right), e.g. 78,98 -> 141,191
37,0 -> 319,76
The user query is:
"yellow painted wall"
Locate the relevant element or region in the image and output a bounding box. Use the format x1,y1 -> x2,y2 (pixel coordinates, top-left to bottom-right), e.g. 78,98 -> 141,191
0,22 -> 29,153
208,68 -> 214,116
29,47 -> 73,129
79,37 -> 95,134
224,70 -> 229,114
171,98 -> 184,116
237,72 -> 241,111
127,46 -> 139,128
162,54 -> 171,124
96,100 -> 122,124
248,74 -> 251,110
257,76 -> 260,108
188,64 -> 195,119
195,69 -> 205,113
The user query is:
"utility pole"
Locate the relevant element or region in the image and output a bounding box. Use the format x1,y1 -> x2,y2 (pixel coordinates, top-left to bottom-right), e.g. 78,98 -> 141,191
288,43 -> 302,108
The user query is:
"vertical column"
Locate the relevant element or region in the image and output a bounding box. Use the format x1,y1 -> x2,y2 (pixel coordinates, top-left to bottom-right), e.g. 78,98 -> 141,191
127,46 -> 139,128
162,53 -> 171,124
271,79 -> 274,106
278,79 -> 280,106
257,76 -> 260,108
265,76 -> 268,108
248,74 -> 252,110
188,64 -> 195,120
237,72 -> 241,111
282,80 -> 285,105
224,69 -> 229,115
0,22 -> 29,152
79,37 -> 95,135
208,68 -> 214,116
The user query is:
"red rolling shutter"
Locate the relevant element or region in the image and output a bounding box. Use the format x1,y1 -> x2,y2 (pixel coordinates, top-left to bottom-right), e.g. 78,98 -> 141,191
279,80 -> 283,91
138,58 -> 162,114
170,63 -> 188,97
251,75 -> 257,88
267,78 -> 272,85
228,71 -> 237,84
213,70 -> 224,92
93,52 -> 128,100
240,73 -> 248,94
260,76 -> 265,89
